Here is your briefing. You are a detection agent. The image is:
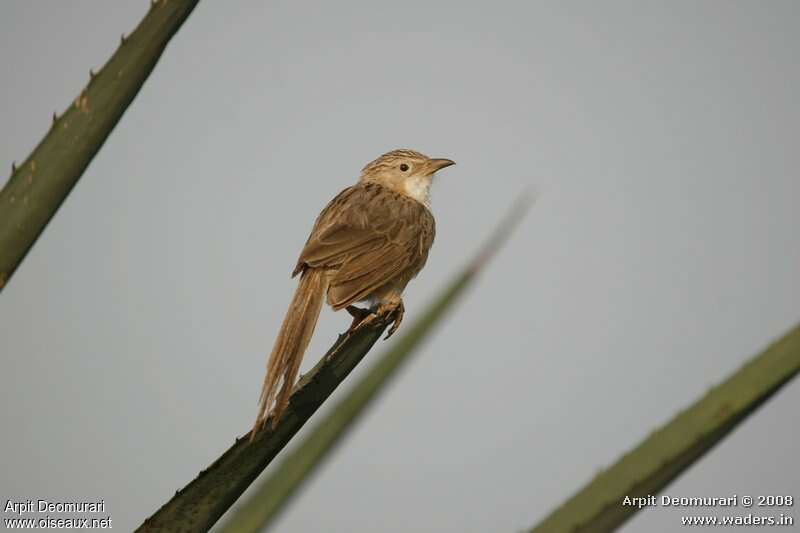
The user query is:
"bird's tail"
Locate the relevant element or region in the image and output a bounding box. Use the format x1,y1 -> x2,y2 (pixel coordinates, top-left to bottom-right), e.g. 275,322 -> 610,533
251,268 -> 327,438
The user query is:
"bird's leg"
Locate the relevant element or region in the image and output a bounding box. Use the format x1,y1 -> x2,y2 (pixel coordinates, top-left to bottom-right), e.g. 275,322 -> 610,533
346,305 -> 372,332
384,299 -> 404,339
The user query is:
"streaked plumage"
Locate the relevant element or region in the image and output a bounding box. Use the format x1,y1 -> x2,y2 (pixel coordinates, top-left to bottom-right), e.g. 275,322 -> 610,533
297,181 -> 435,308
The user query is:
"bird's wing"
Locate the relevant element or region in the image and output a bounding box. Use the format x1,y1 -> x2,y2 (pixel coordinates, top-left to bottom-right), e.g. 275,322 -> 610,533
294,181 -> 435,309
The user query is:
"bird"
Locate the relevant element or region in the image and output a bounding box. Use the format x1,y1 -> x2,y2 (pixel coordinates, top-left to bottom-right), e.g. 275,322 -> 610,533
251,149 -> 455,436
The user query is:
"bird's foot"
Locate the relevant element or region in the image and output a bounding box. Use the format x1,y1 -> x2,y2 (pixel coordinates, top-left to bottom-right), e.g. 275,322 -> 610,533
383,299 -> 404,339
347,298 -> 404,339
346,305 -> 372,333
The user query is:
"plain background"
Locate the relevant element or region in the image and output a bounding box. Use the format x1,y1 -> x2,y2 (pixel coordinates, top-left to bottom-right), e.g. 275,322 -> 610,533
1,1 -> 798,531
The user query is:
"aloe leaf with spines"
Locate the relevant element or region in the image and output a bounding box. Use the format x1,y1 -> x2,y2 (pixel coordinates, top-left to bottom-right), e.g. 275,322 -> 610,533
0,0 -> 200,291
137,320 -> 391,533
136,196 -> 534,533
530,322 -> 800,533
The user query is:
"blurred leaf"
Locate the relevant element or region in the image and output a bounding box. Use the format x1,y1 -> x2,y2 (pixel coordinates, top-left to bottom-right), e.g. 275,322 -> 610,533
530,323 -> 800,533
137,195 -> 534,532
0,0 -> 200,292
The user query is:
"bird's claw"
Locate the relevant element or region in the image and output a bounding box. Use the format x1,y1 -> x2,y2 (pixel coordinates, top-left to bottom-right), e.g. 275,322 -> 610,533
346,301 -> 404,339
383,300 -> 404,340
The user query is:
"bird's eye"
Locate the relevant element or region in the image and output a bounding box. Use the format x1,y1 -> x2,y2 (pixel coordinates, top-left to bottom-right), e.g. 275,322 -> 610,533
400,163 -> 409,172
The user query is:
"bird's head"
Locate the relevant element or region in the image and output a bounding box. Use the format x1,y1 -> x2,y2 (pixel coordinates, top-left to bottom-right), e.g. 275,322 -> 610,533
360,149 -> 455,205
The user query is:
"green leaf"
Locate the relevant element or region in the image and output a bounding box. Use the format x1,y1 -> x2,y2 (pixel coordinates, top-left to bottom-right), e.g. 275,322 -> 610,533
0,0 -> 200,292
530,322 -> 800,533
136,196 -> 534,533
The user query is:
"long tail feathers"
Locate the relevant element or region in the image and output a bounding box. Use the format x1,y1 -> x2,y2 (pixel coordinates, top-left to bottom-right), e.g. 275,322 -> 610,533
251,268 -> 327,439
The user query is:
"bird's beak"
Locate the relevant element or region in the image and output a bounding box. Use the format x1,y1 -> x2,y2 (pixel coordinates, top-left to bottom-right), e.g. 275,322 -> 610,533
427,158 -> 456,174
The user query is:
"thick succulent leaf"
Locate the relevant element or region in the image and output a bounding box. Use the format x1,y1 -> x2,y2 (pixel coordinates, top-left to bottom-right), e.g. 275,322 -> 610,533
530,323 -> 800,532
0,0 -> 200,291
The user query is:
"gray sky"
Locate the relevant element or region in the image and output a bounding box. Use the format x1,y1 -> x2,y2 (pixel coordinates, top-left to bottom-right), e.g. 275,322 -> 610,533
1,1 -> 798,532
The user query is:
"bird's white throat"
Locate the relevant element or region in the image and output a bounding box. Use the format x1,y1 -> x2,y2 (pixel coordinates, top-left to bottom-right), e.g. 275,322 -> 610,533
403,175 -> 433,206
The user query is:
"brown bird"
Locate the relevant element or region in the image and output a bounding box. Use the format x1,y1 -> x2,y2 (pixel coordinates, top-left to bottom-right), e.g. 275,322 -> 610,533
251,149 -> 455,435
